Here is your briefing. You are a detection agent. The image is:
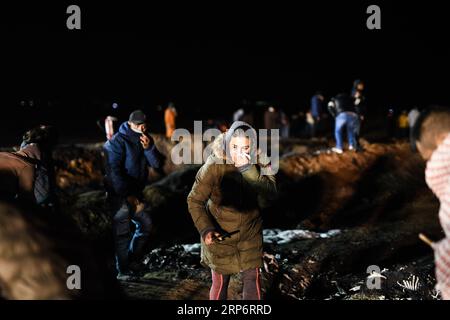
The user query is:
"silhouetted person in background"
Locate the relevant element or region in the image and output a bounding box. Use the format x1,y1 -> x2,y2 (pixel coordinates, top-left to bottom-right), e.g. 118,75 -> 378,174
398,110 -> 409,139
351,79 -> 365,99
280,109 -> 290,138
353,90 -> 366,139
164,102 -> 177,139
328,93 -> 360,153
310,92 -> 325,138
233,106 -> 255,127
290,112 -> 306,138
305,111 -> 315,138
386,107 -> 396,139
351,80 -> 367,140
233,107 -> 245,122
97,102 -> 121,141
264,106 -> 280,131
408,107 -> 420,150
97,116 -> 118,141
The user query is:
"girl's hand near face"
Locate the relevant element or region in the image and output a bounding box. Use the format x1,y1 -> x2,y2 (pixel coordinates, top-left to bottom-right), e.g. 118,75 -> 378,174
233,151 -> 251,168
230,136 -> 251,167
204,231 -> 222,245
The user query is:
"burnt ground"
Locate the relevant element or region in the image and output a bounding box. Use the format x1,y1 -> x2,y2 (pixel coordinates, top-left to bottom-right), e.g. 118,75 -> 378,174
5,135 -> 443,300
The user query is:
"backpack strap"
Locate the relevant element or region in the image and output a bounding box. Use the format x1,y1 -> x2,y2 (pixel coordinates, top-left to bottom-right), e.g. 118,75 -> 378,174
9,152 -> 50,205
8,152 -> 43,167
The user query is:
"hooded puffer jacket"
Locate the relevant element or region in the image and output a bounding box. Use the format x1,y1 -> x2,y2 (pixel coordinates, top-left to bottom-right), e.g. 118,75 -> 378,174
187,121 -> 277,275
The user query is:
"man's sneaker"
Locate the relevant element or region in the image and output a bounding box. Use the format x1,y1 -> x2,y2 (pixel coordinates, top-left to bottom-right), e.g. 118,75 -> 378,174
116,271 -> 138,281
349,145 -> 363,152
331,147 -> 343,154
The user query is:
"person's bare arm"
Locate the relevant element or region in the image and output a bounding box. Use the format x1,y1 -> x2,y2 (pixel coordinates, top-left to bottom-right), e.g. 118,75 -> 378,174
17,165 -> 35,203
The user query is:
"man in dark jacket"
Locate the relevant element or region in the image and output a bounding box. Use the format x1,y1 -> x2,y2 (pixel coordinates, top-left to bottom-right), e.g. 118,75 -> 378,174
104,110 -> 162,279
328,93 -> 360,153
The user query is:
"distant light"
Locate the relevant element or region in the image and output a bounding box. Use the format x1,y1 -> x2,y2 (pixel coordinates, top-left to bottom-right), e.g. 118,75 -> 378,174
112,103 -> 119,109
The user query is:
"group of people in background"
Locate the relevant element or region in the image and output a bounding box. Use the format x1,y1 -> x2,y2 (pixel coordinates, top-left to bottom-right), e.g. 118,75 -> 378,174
98,79 -> 417,155
231,79 -> 368,153
233,79 -> 421,155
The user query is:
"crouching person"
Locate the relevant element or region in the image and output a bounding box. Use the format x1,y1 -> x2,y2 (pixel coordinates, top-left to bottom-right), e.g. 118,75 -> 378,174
0,125 -> 57,208
187,121 -> 277,300
413,106 -> 450,300
104,110 -> 162,280
328,93 -> 360,153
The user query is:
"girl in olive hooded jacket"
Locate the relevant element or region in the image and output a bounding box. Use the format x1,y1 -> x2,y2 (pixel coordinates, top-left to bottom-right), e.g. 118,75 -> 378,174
187,121 -> 277,300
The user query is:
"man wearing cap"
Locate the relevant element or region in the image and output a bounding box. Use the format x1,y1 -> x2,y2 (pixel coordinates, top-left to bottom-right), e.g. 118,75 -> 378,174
104,110 -> 162,279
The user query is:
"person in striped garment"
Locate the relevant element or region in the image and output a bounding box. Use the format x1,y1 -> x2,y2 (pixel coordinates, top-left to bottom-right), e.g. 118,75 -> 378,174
413,106 -> 450,300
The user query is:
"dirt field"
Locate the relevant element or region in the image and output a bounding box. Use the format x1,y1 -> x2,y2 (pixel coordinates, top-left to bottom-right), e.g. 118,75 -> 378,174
1,136 -> 444,299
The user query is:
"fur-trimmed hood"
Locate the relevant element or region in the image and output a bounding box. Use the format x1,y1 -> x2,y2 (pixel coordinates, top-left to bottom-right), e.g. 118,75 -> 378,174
209,121 -> 270,167
187,121 -> 277,275
210,132 -> 227,160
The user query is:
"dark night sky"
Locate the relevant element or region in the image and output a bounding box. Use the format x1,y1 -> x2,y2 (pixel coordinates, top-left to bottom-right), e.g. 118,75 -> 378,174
1,1 -> 450,143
